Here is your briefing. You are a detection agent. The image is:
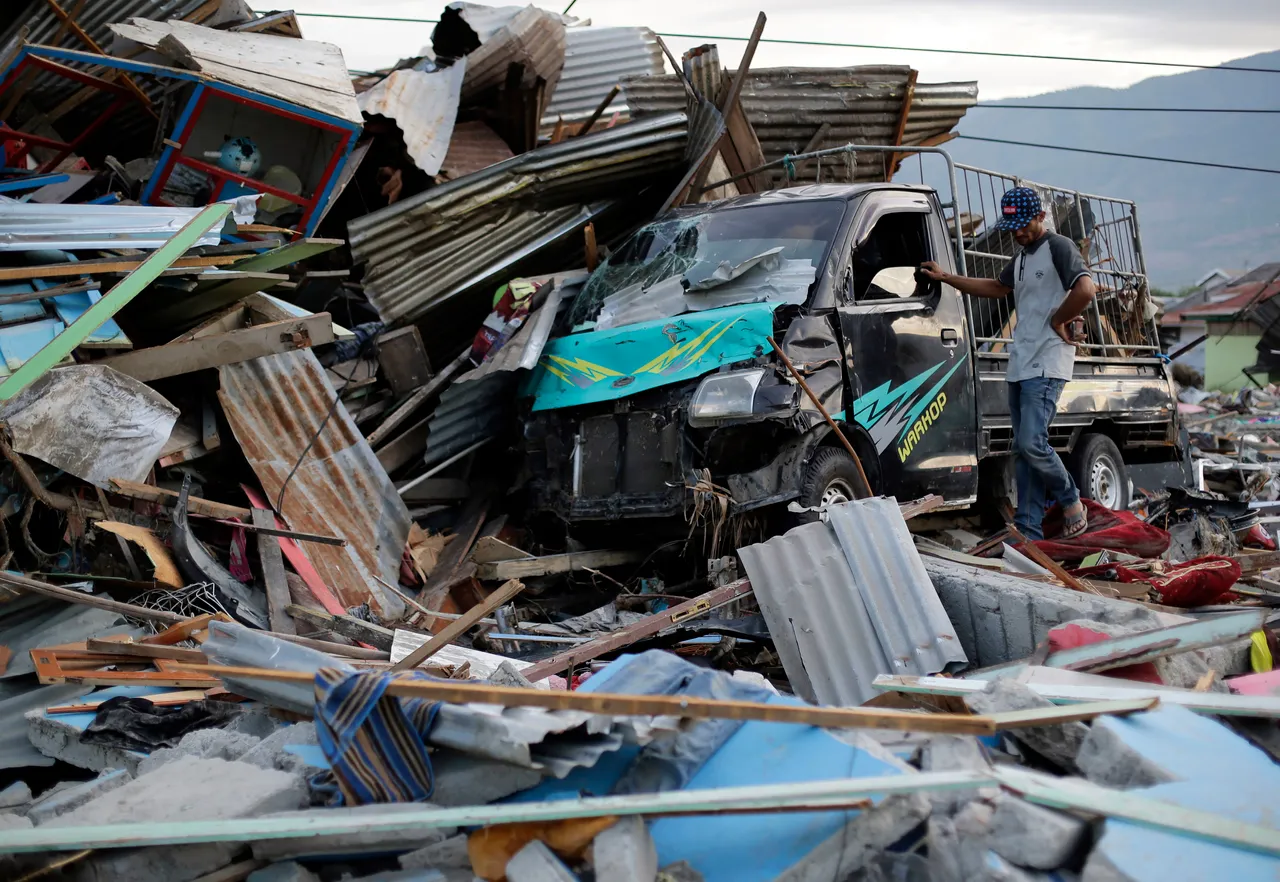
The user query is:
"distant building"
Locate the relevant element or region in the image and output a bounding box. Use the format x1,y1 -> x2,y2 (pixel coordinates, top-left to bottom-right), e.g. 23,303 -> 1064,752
1161,263 -> 1280,390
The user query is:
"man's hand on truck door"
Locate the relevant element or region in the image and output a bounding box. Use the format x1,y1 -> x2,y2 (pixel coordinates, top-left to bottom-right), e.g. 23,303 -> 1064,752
918,262 -> 1012,299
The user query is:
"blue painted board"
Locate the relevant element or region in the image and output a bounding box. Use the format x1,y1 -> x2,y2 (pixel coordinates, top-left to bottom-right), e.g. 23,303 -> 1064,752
507,653 -> 907,882
0,318 -> 64,372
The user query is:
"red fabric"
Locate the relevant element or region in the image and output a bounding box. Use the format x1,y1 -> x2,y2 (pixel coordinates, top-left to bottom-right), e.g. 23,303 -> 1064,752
1032,499 -> 1170,561
1145,555 -> 1242,607
1047,623 -> 1163,684
1070,555 -> 1241,608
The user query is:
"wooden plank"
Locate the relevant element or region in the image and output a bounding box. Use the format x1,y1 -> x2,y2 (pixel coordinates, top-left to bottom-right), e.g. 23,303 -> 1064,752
471,536 -> 534,565
85,638 -> 208,664
0,253 -> 239,283
46,689 -> 211,714
108,478 -> 251,521
686,12 -> 766,199
522,579 -> 754,681
0,204 -> 232,401
192,516 -> 346,547
367,349 -> 471,447
986,697 -> 1158,729
40,0 -> 155,113
887,68 -> 918,174
189,661 -> 998,734
398,478 -> 470,504
229,238 -> 344,273
376,326 -> 432,397
286,604 -> 395,651
475,549 -> 642,581
375,416 -> 430,474
32,649 -> 219,687
1006,525 -> 1096,594
0,571 -> 183,624
392,578 -> 525,671
418,494 -> 489,612
99,315 -> 334,382
240,485 -> 346,618
899,494 -> 945,520
253,508 -> 294,636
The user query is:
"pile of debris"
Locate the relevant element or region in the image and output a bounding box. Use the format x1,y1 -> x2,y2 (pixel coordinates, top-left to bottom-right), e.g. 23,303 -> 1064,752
0,2 -> 1274,881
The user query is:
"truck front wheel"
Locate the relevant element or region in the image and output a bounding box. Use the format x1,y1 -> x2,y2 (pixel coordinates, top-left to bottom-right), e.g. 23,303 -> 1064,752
1070,433 -> 1130,511
791,447 -> 864,524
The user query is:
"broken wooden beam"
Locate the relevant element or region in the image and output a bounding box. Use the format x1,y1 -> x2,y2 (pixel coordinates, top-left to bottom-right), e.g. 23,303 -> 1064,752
392,578 -> 525,672
522,578 -> 754,681
255,509 -> 295,636
474,549 -> 644,581
286,605 -> 396,652
97,315 -> 334,382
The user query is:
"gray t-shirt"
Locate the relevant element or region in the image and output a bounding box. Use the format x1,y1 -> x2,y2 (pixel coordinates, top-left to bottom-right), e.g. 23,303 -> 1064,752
997,232 -> 1090,382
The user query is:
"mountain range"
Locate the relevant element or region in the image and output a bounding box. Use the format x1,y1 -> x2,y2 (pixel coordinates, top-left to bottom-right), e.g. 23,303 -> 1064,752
932,50 -> 1280,290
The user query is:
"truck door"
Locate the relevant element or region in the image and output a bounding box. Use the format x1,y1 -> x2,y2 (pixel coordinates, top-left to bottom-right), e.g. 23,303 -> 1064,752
836,191 -> 979,503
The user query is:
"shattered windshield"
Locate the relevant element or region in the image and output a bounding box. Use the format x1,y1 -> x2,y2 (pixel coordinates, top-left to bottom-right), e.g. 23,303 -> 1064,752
568,200 -> 847,328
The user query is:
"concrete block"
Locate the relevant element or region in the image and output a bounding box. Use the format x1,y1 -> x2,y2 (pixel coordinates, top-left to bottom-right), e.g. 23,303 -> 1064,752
0,781 -> 30,810
136,727 -> 263,775
928,799 -> 996,882
989,796 -> 1089,870
921,735 -> 996,814
247,861 -> 322,882
228,709 -> 286,739
592,817 -> 656,882
773,792 -> 932,882
70,842 -> 241,882
429,753 -> 543,806
964,680 -> 1088,770
252,804 -> 456,861
490,661 -> 535,689
26,710 -> 142,774
240,722 -> 320,775
50,756 -> 306,827
506,840 -> 578,882
656,861 -> 705,882
1075,723 -> 1178,790
0,813 -> 31,830
400,834 -> 471,870
1081,850 -> 1134,882
980,851 -> 1071,882
28,769 -> 131,825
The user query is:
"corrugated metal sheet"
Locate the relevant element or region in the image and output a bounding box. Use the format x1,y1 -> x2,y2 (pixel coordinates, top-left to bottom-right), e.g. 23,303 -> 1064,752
541,26 -> 664,132
440,120 -> 516,180
0,202 -> 227,251
348,111 -> 691,325
423,372 -> 511,468
623,66 -> 978,185
433,3 -> 566,105
217,349 -> 409,620
358,61 -> 465,176
738,498 -> 966,707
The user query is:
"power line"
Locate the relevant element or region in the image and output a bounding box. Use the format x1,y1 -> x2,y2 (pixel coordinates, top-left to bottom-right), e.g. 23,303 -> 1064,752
954,135 -> 1280,175
285,11 -> 1280,74
975,104 -> 1280,113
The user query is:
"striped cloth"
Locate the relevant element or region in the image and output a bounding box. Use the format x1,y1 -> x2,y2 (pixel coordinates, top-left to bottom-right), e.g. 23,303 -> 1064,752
313,667 -> 441,806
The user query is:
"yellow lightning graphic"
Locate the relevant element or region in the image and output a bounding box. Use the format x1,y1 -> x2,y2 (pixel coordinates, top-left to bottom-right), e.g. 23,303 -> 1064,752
541,354 -> 624,385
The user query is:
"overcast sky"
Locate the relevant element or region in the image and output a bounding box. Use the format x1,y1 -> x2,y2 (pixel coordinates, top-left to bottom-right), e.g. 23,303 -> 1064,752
286,0 -> 1280,99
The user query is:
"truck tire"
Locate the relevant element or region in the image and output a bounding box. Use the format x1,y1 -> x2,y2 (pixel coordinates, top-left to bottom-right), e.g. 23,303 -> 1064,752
792,447 -> 864,524
1070,433 -> 1129,511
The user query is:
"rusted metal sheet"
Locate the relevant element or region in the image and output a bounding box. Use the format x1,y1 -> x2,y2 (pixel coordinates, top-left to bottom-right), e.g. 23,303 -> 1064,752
440,120 -> 516,180
540,26 -> 663,134
623,66 -> 978,184
358,61 -> 465,175
218,350 -> 408,619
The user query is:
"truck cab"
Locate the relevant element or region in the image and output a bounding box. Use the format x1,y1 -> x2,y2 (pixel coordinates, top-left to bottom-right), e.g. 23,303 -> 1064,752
520,156 -> 1178,527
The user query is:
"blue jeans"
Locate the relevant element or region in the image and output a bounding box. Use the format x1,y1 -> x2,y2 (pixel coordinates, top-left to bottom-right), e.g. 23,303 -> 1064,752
1008,378 -> 1079,540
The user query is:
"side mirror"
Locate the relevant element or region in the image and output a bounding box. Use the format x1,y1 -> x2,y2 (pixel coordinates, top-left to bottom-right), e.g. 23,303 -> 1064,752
867,266 -> 919,298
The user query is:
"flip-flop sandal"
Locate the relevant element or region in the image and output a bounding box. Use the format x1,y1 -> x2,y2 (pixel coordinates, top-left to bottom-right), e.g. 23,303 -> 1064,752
1061,503 -> 1088,539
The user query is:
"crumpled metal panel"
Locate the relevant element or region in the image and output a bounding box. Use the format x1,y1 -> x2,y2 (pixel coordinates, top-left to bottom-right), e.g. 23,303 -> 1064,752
348,111 -> 690,325
739,498 -> 966,706
0,597 -> 141,680
217,349 -> 408,619
0,364 -> 178,488
358,61 -> 465,176
623,67 -> 978,184
541,26 -> 664,132
432,3 -> 566,104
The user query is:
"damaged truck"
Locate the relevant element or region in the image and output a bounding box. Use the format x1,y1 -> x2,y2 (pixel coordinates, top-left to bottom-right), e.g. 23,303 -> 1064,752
520,148 -> 1179,529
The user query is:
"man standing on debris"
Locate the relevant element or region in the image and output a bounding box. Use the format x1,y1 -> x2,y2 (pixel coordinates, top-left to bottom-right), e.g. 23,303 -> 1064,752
920,187 -> 1096,540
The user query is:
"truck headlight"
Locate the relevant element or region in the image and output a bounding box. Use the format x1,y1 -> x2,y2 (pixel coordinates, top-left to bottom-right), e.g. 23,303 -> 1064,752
688,369 -> 766,426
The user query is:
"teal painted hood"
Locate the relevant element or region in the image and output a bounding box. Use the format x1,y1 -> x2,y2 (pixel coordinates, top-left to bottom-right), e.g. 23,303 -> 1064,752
526,302 -> 776,412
